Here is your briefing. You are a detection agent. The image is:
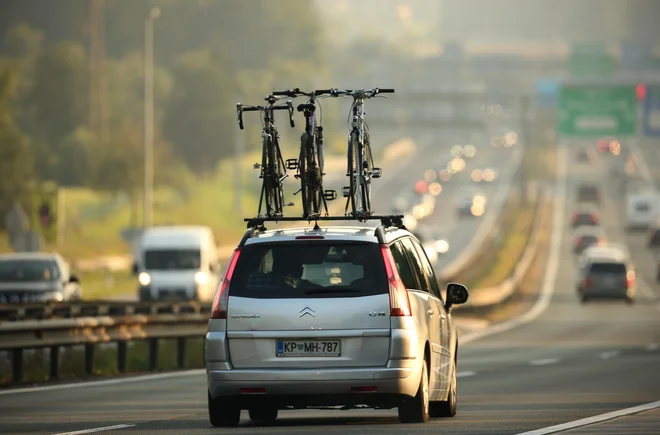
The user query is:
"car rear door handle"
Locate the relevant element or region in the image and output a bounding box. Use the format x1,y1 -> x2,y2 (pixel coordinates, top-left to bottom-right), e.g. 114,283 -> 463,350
440,313 -> 446,320
427,309 -> 434,316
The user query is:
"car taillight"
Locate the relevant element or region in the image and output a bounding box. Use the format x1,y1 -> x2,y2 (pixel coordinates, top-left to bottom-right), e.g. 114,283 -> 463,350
583,277 -> 593,287
626,270 -> 635,288
590,214 -> 598,224
211,248 -> 242,319
380,244 -> 412,317
571,213 -> 578,223
576,236 -> 585,246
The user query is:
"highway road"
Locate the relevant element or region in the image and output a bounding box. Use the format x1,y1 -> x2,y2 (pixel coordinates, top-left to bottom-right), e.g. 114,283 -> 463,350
1,140 -> 658,435
323,127 -> 519,274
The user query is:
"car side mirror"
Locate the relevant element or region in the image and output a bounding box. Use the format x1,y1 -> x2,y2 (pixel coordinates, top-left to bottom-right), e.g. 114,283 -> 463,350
445,282 -> 468,310
131,262 -> 139,275
69,274 -> 80,284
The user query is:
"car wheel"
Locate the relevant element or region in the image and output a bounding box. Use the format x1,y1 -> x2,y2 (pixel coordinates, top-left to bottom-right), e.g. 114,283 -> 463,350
626,297 -> 634,305
430,354 -> 457,418
580,295 -> 589,304
248,407 -> 278,423
398,358 -> 429,423
208,392 -> 240,427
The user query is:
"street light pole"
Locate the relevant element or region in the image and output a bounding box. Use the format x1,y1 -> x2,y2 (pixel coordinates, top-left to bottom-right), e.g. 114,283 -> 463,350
144,6 -> 160,229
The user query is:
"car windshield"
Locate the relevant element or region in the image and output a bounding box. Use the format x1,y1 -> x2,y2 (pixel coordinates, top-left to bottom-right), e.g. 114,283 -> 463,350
0,259 -> 60,282
144,249 -> 201,270
230,242 -> 387,299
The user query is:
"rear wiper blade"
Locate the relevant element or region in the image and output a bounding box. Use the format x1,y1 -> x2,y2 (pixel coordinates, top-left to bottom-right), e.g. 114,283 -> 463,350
304,288 -> 362,295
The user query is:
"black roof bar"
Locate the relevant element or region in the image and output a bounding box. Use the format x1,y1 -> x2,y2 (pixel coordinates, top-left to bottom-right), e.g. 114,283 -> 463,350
244,215 -> 405,229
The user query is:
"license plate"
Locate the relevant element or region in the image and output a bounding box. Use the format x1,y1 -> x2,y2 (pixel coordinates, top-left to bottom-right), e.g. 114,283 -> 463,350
276,339 -> 341,357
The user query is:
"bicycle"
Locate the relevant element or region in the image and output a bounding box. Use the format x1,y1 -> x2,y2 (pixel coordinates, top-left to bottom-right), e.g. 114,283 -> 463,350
236,94 -> 295,218
272,88 -> 337,219
330,88 -> 394,219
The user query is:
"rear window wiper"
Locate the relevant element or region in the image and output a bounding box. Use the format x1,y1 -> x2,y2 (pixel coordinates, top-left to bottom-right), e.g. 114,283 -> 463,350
304,288 -> 363,295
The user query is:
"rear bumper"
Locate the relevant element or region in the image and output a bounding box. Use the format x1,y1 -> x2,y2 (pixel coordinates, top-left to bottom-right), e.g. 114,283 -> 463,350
207,360 -> 421,403
581,286 -> 635,299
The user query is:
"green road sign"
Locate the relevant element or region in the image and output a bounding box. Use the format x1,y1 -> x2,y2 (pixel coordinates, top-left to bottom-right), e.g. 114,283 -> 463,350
558,85 -> 637,136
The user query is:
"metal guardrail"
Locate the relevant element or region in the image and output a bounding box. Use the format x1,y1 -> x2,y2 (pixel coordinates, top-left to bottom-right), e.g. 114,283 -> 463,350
0,313 -> 208,383
0,300 -> 210,322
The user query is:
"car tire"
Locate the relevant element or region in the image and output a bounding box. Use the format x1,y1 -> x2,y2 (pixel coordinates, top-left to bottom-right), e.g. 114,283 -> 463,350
430,354 -> 457,418
248,407 -> 278,423
580,295 -> 589,304
626,297 -> 634,305
208,392 -> 240,427
398,358 -> 430,423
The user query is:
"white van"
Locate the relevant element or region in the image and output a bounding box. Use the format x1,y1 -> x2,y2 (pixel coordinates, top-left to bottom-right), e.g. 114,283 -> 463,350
133,226 -> 220,302
625,190 -> 660,230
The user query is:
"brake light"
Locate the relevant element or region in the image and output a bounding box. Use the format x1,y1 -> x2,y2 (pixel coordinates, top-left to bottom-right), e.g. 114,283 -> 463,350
583,277 -> 593,287
626,270 -> 636,288
590,214 -> 598,224
380,244 -> 412,317
576,236 -> 585,246
211,248 -> 242,319
571,213 -> 578,223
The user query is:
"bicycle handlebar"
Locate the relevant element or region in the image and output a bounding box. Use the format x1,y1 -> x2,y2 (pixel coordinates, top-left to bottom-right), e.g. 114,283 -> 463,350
330,88 -> 395,98
272,88 -> 335,98
236,101 -> 295,130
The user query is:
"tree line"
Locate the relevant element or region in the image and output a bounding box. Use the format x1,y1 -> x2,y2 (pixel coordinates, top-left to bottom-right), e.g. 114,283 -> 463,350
0,0 -> 326,226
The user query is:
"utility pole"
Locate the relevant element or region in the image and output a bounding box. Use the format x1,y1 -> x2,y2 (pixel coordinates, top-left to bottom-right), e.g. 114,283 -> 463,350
143,6 -> 160,228
86,0 -> 108,143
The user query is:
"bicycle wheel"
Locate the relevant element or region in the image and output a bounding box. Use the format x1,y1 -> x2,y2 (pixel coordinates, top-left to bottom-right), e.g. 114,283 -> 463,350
298,133 -> 311,218
347,132 -> 359,217
313,135 -> 326,215
258,137 -> 270,217
359,137 -> 374,215
267,135 -> 285,216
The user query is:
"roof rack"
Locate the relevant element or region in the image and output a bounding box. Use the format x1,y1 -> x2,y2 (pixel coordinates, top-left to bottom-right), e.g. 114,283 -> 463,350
244,215 -> 405,230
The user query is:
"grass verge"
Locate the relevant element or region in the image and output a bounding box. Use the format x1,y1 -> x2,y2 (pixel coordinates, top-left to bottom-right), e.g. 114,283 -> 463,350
0,338 -> 205,386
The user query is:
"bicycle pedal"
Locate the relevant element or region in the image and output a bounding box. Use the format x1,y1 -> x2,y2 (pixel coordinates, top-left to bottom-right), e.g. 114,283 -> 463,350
293,188 -> 302,196
341,186 -> 351,197
285,202 -> 295,207
286,159 -> 299,170
324,190 -> 337,201
372,167 -> 383,178
253,163 -> 261,169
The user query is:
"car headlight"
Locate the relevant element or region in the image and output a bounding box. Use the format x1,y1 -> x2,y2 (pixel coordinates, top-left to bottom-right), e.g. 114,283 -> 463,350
138,272 -> 151,286
194,271 -> 209,285
436,240 -> 449,254
40,291 -> 63,302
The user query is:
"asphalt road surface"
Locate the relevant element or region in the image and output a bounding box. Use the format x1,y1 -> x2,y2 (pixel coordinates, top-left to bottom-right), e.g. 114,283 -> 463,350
5,140 -> 659,435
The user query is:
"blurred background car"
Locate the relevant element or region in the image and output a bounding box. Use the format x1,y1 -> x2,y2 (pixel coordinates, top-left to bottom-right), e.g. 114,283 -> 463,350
576,183 -> 602,204
571,204 -> 600,228
575,246 -> 635,304
0,253 -> 82,303
572,227 -> 606,255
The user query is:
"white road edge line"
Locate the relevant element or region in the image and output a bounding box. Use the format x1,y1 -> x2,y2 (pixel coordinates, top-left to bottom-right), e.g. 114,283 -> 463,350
0,369 -> 205,396
598,350 -> 620,360
460,143 -> 567,345
456,371 -> 476,378
53,424 -> 136,435
514,399 -> 660,435
529,358 -> 559,366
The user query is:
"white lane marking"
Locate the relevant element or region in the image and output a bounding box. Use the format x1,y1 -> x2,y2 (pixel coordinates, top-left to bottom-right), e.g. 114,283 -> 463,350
598,350 -> 620,360
0,369 -> 205,396
53,424 -> 135,435
514,399 -> 660,435
456,371 -> 476,378
461,145 -> 567,345
646,343 -> 660,351
529,358 -> 559,366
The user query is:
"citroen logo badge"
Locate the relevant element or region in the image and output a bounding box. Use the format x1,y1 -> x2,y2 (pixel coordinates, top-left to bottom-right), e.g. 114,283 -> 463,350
299,306 -> 315,318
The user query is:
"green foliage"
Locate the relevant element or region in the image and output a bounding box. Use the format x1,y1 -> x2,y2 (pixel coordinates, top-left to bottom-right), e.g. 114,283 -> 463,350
0,66 -> 33,227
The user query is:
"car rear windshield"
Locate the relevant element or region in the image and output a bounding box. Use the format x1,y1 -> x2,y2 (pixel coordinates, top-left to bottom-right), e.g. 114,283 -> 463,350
589,262 -> 627,275
230,242 -> 387,299
635,202 -> 650,212
581,235 -> 599,243
579,186 -> 598,195
144,249 -> 201,270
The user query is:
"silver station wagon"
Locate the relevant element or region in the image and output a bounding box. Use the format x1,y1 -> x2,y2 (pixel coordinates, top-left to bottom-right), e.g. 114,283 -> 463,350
205,220 -> 469,426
